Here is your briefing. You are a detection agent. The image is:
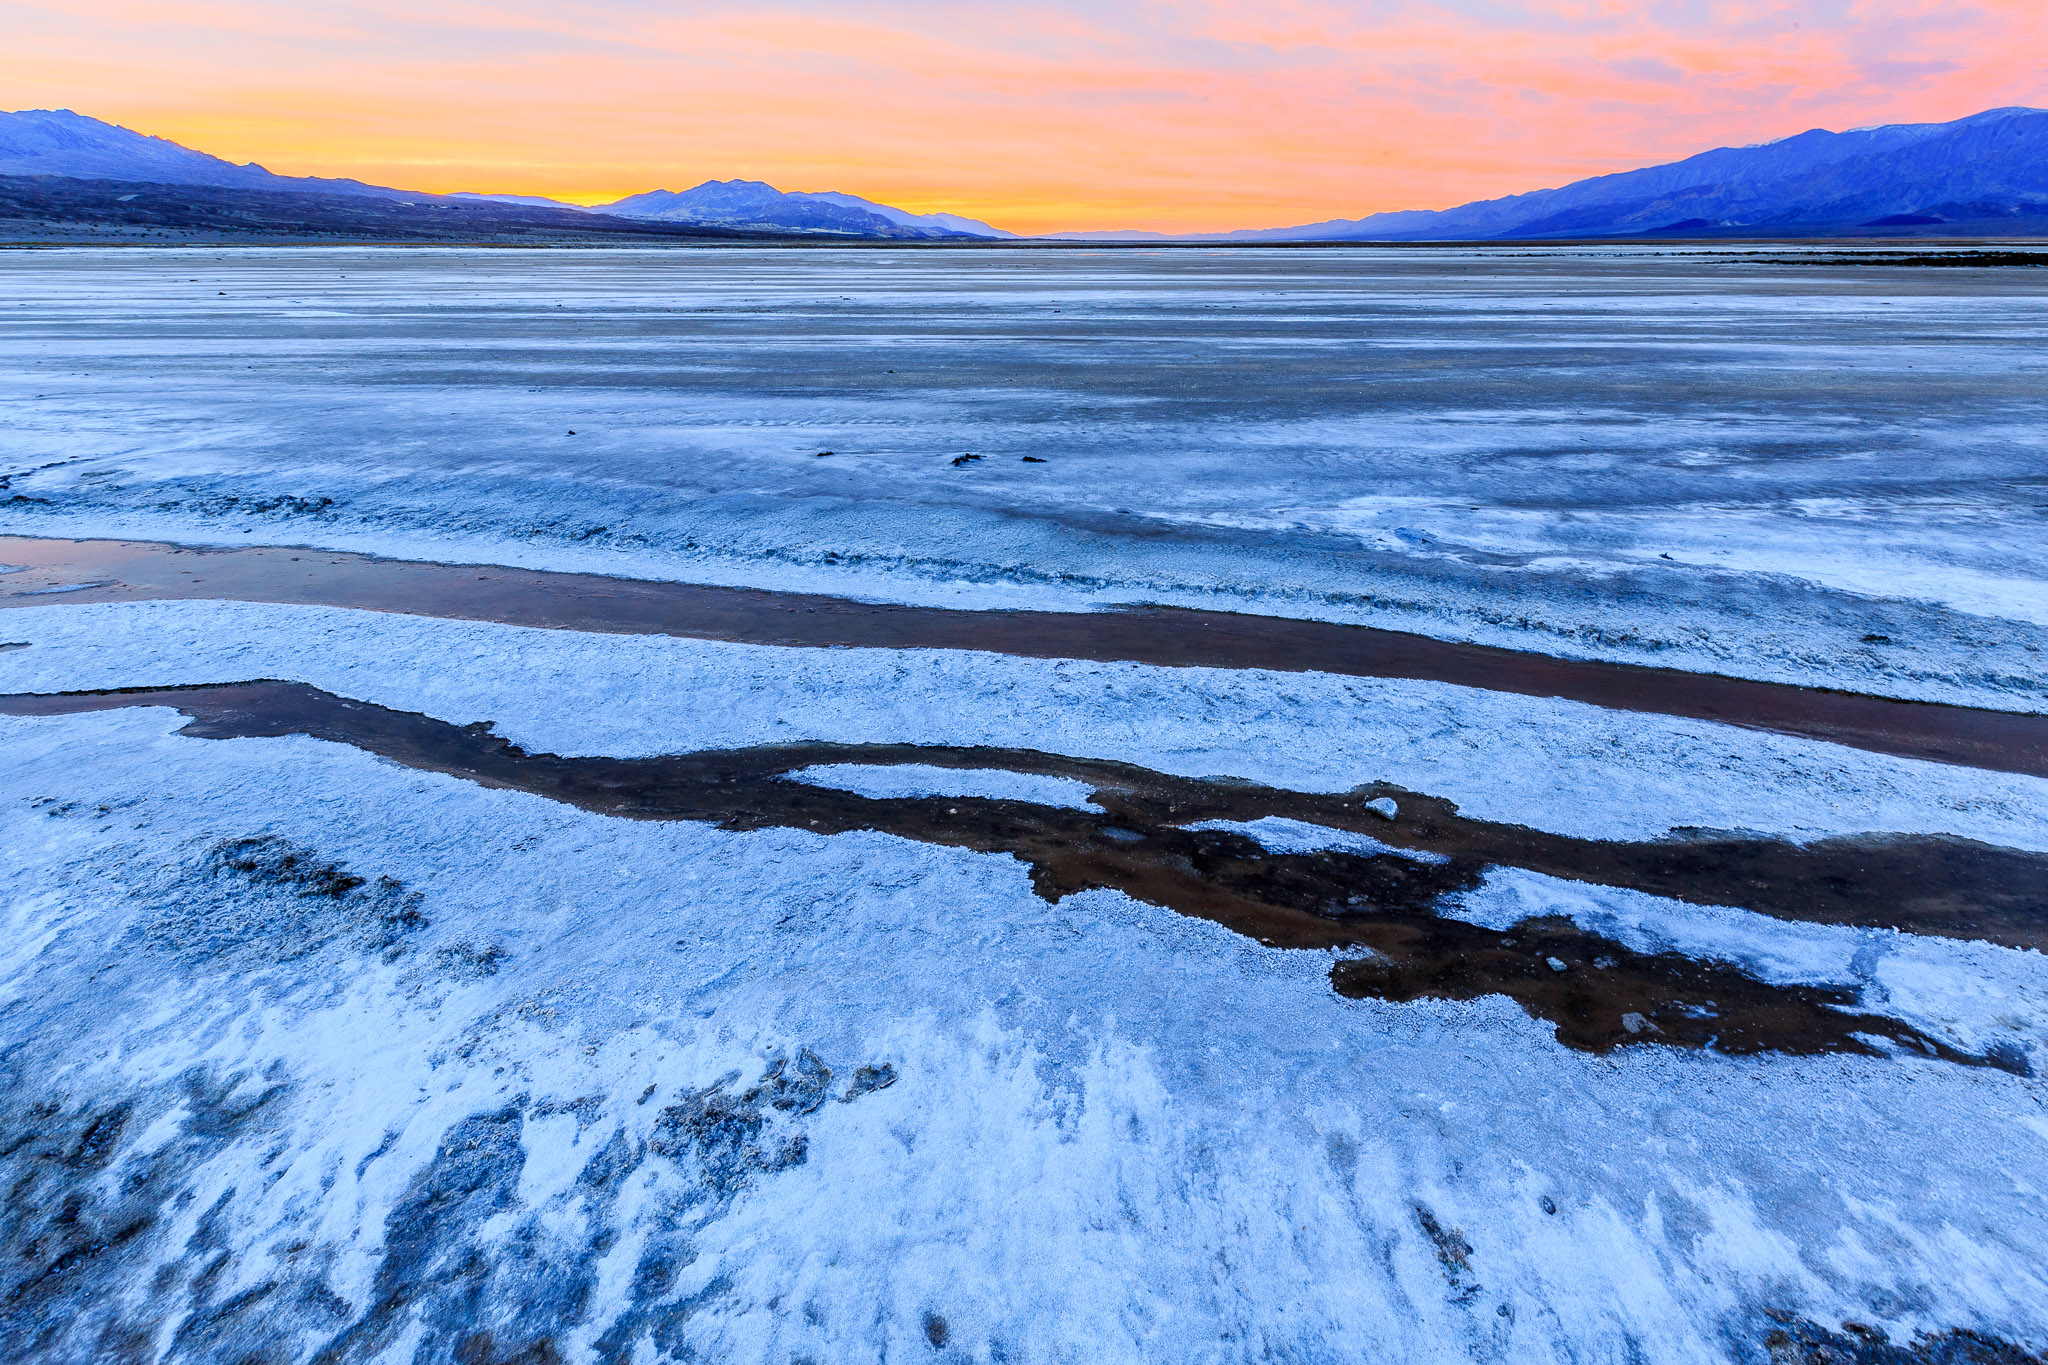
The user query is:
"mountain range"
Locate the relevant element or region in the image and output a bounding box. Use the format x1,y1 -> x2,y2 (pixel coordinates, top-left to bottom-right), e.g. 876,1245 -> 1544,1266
1210,106 -> 2048,241
3,105 -> 2046,242
0,110 -> 1007,239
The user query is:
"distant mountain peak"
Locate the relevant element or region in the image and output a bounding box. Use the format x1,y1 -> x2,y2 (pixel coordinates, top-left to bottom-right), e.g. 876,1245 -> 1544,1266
0,107 -> 401,199
594,179 -> 1012,238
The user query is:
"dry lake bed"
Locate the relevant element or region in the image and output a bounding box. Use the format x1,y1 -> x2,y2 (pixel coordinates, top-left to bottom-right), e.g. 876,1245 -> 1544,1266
2,244 -> 2046,1364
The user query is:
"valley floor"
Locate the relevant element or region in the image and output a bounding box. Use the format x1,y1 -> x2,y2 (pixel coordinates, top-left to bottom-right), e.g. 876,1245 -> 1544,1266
1,245 -> 2045,1364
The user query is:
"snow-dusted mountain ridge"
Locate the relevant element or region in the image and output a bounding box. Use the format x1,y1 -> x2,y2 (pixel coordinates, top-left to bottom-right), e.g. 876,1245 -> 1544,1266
595,179 -> 1011,238
0,108 -> 408,199
1208,106 -> 2048,240
0,109 -> 1012,238
8,104 -> 2044,240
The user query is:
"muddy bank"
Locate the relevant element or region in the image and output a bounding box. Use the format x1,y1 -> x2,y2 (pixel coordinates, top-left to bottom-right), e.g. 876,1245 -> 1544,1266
7,680 -> 2039,1069
4,536 -> 2043,779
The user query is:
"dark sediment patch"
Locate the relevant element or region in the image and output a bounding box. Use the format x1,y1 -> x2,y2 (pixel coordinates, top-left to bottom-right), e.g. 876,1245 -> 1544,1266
149,834 -> 430,967
0,1041 -> 897,1364
1762,1314 -> 2048,1364
0,1060 -> 302,1362
6,680 -> 2041,1070
3,535 -> 2043,779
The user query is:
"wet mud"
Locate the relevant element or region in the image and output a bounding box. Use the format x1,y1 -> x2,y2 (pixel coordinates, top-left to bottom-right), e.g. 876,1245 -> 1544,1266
7,680 -> 2042,1069
5,535 -> 2044,779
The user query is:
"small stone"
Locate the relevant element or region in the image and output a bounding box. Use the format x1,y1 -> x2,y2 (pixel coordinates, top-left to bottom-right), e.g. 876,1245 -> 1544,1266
1546,956 -> 1567,972
1364,796 -> 1398,820
1621,1011 -> 1661,1035
1539,1195 -> 1557,1215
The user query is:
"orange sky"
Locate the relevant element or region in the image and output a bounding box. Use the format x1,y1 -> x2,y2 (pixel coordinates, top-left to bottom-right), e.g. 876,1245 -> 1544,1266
6,1 -> 2046,233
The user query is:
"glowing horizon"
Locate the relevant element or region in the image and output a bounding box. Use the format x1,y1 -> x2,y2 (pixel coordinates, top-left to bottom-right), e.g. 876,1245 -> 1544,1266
7,1 -> 2046,235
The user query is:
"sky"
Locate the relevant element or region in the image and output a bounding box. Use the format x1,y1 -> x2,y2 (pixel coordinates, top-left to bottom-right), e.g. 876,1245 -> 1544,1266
5,1 -> 2046,234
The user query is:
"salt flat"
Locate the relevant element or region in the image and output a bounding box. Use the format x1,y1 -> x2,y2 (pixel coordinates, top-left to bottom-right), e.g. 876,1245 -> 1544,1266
3,244 -> 2046,701
2,245 -> 2045,1364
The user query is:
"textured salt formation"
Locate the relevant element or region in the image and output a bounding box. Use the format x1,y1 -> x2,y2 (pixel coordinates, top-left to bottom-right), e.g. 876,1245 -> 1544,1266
5,599 -> 2047,853
4,701 -> 2046,1362
3,247 -> 2047,708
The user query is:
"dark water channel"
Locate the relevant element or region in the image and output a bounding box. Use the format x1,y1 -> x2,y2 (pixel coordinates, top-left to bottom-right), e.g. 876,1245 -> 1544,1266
7,680 -> 2040,1072
5,536 -> 2044,778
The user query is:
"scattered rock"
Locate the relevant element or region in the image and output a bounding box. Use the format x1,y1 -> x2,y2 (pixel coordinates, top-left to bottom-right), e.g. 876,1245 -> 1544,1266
1414,1205 -> 1480,1303
208,835 -> 364,898
750,1048 -> 835,1116
531,1094 -> 605,1128
1364,797 -> 1398,821
649,1078 -> 806,1195
844,1063 -> 898,1101
950,453 -> 981,467
433,940 -> 507,978
1021,456 -> 1046,463
1547,957 -> 1568,972
1539,1195 -> 1558,1215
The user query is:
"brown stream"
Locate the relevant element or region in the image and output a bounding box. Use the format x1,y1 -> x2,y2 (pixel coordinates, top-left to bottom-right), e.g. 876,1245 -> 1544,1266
6,680 -> 2039,1072
4,536 -> 2043,778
